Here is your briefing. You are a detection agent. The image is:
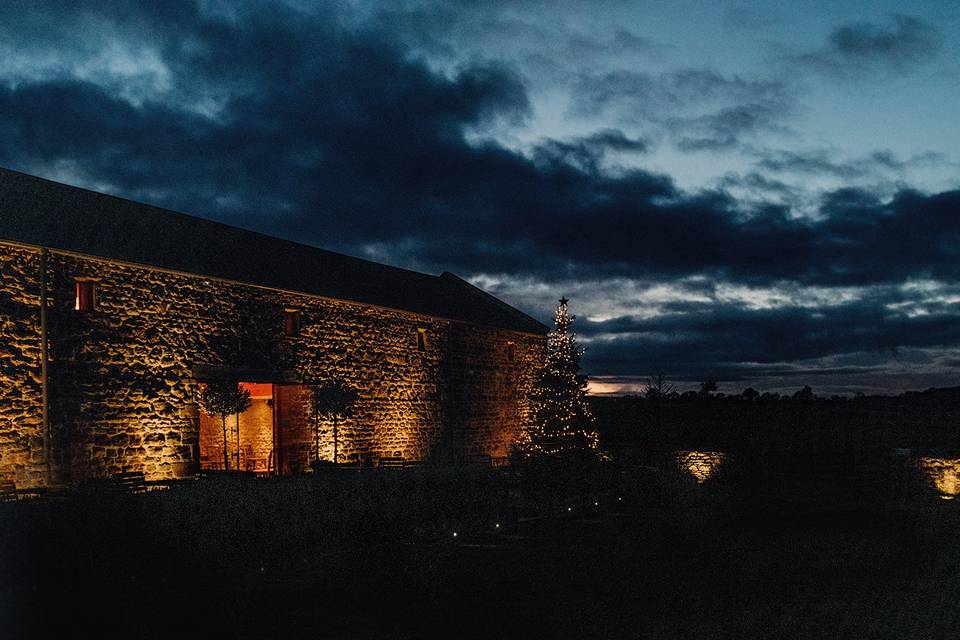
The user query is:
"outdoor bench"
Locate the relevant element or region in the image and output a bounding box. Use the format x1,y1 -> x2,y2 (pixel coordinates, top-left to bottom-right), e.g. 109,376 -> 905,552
0,480 -> 17,502
111,471 -> 147,493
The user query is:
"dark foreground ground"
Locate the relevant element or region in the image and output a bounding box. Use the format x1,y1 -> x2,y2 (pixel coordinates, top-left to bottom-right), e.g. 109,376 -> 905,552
2,464 -> 959,640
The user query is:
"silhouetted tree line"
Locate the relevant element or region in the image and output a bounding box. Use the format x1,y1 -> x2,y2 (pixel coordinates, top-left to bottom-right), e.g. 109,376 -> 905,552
629,379 -> 960,404
590,384 -> 960,456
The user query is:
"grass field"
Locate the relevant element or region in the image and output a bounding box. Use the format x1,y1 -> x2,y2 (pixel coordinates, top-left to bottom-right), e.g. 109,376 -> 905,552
2,464 -> 959,639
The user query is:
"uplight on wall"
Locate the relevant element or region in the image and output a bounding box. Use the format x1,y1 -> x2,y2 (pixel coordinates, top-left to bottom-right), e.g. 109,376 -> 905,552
919,457 -> 960,500
677,450 -> 725,483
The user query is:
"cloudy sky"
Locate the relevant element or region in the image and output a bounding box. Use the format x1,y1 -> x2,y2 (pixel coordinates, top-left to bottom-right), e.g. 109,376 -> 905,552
1,1 -> 959,395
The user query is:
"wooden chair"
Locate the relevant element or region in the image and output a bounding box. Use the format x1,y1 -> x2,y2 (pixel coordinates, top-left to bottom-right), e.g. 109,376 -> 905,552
111,471 -> 147,493
242,444 -> 267,472
199,455 -> 224,471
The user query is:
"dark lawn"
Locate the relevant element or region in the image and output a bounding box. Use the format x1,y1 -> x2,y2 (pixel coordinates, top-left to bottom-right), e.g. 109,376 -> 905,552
2,466 -> 959,639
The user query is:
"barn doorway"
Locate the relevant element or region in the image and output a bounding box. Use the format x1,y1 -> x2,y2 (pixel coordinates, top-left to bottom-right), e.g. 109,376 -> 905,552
197,382 -> 316,475
198,382 -> 277,473
272,384 -> 314,475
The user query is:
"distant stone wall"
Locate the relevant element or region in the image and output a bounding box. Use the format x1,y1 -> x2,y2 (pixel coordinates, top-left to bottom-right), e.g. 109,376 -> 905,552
0,241 -> 544,484
918,457 -> 960,499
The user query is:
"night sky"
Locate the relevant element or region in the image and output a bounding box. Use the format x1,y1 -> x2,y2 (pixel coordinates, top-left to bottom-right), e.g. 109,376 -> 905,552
1,1 -> 959,395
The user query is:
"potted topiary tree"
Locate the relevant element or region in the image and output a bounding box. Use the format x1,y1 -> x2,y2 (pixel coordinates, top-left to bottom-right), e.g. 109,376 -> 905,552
309,381 -> 358,469
198,380 -> 252,471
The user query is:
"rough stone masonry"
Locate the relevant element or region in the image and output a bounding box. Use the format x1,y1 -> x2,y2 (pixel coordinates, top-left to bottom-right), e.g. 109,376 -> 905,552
0,168 -> 546,486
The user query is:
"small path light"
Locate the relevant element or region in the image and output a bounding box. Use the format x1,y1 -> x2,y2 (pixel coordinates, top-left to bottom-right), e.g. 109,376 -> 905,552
566,507 -> 572,512
495,523 -> 501,529
452,531 -> 458,538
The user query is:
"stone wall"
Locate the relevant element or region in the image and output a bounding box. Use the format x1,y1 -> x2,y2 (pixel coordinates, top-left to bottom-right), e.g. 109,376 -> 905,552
0,241 -> 544,484
0,246 -> 45,486
444,323 -> 538,458
918,457 -> 960,499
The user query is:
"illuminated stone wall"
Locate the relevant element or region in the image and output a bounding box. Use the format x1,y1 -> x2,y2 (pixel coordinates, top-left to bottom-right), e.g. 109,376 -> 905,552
0,241 -> 544,484
444,323 -> 541,458
676,450 -> 725,483
918,457 -> 960,500
0,246 -> 45,486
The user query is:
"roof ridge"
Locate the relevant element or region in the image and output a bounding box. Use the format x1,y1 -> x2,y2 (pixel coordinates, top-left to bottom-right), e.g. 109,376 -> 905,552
0,165 -> 546,335
0,165 -> 436,282
440,272 -> 547,333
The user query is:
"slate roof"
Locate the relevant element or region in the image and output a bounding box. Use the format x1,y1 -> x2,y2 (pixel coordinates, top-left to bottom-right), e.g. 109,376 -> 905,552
0,167 -> 547,335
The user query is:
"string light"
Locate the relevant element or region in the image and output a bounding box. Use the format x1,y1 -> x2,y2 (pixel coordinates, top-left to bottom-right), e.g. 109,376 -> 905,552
522,297 -> 600,456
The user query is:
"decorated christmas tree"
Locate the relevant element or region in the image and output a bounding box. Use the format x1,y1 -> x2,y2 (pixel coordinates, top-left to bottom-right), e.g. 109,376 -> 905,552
524,297 -> 599,456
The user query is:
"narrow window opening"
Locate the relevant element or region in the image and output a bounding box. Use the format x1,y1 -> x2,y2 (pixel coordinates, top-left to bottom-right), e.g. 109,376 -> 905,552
506,341 -> 516,362
75,280 -> 96,312
416,328 -> 428,352
283,309 -> 301,337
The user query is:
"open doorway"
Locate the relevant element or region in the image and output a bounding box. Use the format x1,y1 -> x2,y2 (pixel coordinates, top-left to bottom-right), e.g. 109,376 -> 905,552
273,383 -> 314,475
197,382 -> 317,475
199,382 -> 275,473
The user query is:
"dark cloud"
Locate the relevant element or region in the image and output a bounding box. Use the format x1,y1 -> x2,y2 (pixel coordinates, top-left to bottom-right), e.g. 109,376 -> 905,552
610,29 -> 659,55
784,14 -> 942,78
0,1 -> 532,238
366,2 -> 663,93
670,102 -> 791,152
1,6 -> 958,290
753,148 -> 949,180
531,129 -> 649,173
579,294 -> 960,379
580,129 -> 650,154
570,68 -> 788,117
722,6 -> 779,32
755,149 -> 868,179
569,69 -> 793,151
560,28 -> 663,65
0,1 -> 958,392
717,171 -> 801,201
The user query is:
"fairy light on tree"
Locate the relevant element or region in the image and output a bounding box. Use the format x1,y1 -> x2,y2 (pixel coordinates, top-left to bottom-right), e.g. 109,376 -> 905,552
524,297 -> 599,456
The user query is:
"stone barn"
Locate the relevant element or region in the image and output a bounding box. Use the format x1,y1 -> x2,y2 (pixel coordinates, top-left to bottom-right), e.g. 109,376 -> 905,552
0,167 -> 546,486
